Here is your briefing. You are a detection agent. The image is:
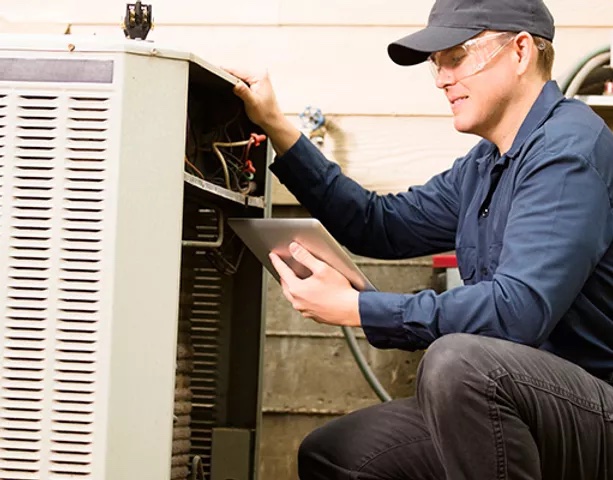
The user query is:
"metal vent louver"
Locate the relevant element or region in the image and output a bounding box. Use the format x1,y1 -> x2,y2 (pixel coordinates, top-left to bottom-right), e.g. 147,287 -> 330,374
0,91 -> 111,480
179,204 -> 226,478
189,262 -> 223,474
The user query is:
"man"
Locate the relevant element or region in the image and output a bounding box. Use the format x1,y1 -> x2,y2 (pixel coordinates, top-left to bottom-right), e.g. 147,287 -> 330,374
226,0 -> 613,477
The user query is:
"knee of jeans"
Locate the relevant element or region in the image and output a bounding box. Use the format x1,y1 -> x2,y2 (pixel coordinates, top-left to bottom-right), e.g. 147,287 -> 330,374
298,425 -> 326,473
417,333 -> 490,395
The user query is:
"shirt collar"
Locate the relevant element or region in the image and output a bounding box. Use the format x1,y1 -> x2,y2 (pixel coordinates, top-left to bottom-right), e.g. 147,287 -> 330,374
475,81 -> 565,172
505,80 -> 564,159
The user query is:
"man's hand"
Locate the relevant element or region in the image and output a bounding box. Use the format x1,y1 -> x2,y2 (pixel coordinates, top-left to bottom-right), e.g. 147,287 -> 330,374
269,242 -> 361,327
221,68 -> 282,129
221,67 -> 300,155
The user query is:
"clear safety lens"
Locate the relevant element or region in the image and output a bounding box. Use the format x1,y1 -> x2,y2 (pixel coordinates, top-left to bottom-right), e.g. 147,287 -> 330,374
428,32 -> 515,82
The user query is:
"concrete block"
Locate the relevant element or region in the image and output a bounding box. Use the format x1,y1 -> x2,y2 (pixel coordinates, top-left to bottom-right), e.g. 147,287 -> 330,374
261,336 -> 423,411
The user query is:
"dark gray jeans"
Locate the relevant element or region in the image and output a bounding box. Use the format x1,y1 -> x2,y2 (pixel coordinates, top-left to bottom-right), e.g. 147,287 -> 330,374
298,334 -> 613,479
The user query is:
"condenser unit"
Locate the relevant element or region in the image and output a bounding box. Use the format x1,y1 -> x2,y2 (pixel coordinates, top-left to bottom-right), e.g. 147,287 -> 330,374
0,34 -> 271,480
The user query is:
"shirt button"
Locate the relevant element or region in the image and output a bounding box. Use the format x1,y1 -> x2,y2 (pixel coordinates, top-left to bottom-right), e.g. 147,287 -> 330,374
480,208 -> 490,218
481,267 -> 489,276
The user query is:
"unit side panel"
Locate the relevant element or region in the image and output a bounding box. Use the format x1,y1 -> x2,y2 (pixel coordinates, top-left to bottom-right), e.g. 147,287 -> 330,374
104,54 -> 189,480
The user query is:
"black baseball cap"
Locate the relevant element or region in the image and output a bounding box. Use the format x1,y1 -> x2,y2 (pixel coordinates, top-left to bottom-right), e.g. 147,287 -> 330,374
388,0 -> 555,66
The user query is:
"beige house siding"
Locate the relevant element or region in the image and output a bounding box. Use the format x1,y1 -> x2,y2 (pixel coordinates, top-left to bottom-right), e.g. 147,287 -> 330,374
1,0 -> 611,203
1,0 -> 611,26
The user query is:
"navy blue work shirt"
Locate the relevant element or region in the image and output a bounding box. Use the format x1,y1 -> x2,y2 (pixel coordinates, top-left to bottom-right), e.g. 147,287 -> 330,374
270,81 -> 613,381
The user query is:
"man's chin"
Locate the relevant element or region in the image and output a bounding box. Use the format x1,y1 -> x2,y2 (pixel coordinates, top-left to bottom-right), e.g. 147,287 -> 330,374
452,118 -> 474,134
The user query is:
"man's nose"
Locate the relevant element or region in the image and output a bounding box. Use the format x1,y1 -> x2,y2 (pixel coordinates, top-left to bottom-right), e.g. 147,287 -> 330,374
434,67 -> 455,89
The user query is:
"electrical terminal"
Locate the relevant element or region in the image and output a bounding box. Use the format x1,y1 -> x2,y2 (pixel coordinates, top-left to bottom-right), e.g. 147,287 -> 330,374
122,1 -> 153,40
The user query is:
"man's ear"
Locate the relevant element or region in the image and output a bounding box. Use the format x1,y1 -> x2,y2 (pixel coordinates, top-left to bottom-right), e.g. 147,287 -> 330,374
514,31 -> 536,76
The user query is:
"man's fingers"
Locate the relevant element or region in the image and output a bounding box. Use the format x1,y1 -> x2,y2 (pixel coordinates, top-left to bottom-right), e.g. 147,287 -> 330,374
289,242 -> 325,273
269,252 -> 298,284
221,66 -> 258,84
220,66 -> 258,101
232,80 -> 254,102
279,278 -> 296,304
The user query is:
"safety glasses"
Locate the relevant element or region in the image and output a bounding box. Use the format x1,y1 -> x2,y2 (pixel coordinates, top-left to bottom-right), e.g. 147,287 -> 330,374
428,32 -> 517,82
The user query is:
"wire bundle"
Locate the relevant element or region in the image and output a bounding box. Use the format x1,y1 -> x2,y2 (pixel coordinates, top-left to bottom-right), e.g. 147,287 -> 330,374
184,98 -> 266,194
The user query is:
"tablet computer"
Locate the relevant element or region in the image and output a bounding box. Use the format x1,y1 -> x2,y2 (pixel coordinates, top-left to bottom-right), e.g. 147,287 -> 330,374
228,218 -> 377,292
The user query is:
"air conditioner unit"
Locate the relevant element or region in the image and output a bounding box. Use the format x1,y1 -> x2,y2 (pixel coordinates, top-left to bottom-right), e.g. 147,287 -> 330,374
0,34 -> 271,480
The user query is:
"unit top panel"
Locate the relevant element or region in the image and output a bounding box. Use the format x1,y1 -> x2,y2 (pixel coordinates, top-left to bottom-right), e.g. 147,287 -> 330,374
0,33 -> 239,89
